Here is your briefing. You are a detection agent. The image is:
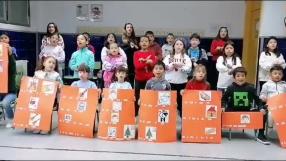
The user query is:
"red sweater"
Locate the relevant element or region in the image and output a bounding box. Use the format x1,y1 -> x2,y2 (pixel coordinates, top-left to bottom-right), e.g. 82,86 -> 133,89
149,42 -> 162,61
134,50 -> 157,81
185,80 -> 210,90
210,39 -> 226,61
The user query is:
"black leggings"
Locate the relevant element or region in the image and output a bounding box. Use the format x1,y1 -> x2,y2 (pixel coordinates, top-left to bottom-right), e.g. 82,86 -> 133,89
135,80 -> 147,116
170,83 -> 187,117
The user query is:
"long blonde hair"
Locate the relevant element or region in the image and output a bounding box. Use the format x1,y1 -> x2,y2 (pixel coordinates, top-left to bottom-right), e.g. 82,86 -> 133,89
191,64 -> 209,83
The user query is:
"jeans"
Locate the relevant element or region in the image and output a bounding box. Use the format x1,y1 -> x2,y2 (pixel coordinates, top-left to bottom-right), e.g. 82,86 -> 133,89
0,94 -> 17,119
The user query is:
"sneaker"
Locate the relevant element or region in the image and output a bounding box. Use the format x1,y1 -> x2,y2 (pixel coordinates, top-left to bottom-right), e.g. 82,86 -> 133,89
32,130 -> 41,134
40,130 -> 50,135
5,119 -> 14,129
256,134 -> 271,145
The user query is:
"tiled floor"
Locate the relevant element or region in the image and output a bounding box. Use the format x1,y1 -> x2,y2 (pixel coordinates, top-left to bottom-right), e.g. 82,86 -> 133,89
0,113 -> 285,160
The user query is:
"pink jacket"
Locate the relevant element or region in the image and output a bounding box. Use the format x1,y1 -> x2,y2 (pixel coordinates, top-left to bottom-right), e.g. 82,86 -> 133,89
103,54 -> 127,87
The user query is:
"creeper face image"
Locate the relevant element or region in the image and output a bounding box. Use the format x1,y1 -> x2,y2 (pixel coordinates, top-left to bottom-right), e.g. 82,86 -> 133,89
233,92 -> 249,107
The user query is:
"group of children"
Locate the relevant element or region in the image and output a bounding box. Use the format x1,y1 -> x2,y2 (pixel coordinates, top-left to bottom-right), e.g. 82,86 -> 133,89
0,25 -> 286,146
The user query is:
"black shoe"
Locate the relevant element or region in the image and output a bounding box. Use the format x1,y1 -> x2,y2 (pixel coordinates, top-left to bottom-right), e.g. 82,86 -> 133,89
256,134 -> 270,145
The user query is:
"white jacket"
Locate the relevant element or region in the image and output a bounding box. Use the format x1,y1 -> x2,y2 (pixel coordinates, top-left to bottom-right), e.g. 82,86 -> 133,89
258,51 -> 286,82
260,80 -> 286,99
101,46 -> 126,62
163,53 -> 192,84
216,56 -> 242,89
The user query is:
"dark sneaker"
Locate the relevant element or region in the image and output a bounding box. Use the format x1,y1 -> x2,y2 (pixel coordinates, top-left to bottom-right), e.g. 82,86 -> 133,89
257,134 -> 270,145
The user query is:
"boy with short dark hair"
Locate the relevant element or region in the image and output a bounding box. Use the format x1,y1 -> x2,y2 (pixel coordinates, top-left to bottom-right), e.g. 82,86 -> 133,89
145,61 -> 171,91
71,63 -> 97,89
222,67 -> 270,145
260,64 -> 286,129
145,31 -> 162,61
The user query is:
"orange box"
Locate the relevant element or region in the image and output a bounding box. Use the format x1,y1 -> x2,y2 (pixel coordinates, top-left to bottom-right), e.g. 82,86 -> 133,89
182,90 -> 222,143
222,112 -> 263,129
0,43 -> 9,93
267,93 -> 286,148
97,88 -> 136,141
13,76 -> 58,131
58,86 -> 99,138
138,90 -> 177,142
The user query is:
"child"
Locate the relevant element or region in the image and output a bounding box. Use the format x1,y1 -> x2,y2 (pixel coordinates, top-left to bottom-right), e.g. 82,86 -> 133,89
34,56 -> 63,84
260,65 -> 286,128
222,67 -> 270,145
163,38 -> 192,117
210,27 -> 230,61
145,31 -> 162,61
39,32 -> 65,77
109,66 -> 132,89
0,42 -> 17,128
161,33 -> 175,59
0,33 -> 18,58
145,61 -> 171,91
33,56 -> 63,134
187,33 -> 208,68
258,36 -> 286,90
71,64 -> 97,89
209,27 -> 230,90
134,36 -> 157,116
41,22 -> 64,50
69,34 -> 95,78
102,43 -> 127,87
185,64 -> 210,90
77,32 -> 96,54
216,41 -> 242,92
121,23 -> 139,87
101,33 -> 126,62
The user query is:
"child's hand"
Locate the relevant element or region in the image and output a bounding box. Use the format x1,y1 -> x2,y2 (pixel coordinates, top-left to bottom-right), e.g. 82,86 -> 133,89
193,62 -> 198,67
260,96 -> 267,102
222,107 -> 225,112
260,109 -> 266,115
8,46 -> 12,56
139,58 -> 145,62
146,59 -> 153,64
180,89 -> 185,96
226,64 -> 232,69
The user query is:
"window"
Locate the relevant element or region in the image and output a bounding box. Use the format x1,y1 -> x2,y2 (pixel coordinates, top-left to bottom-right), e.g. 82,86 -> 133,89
0,0 -> 30,26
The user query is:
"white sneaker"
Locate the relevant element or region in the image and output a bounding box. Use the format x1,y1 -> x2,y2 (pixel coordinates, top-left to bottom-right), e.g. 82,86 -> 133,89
5,119 -> 14,128
32,130 -> 41,134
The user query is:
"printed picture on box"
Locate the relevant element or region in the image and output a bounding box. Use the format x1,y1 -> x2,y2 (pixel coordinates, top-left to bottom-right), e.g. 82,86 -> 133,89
108,127 -> 117,139
240,114 -> 250,124
205,127 -> 216,135
77,101 -> 87,112
205,105 -> 217,119
124,125 -> 136,139
27,78 -> 39,92
199,91 -> 211,102
78,88 -> 88,100
158,91 -> 171,106
41,81 -> 55,95
109,89 -> 117,100
111,112 -> 119,124
28,112 -> 41,128
112,101 -> 122,112
29,97 -> 40,110
158,109 -> 169,124
64,114 -> 72,123
145,126 -> 157,141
